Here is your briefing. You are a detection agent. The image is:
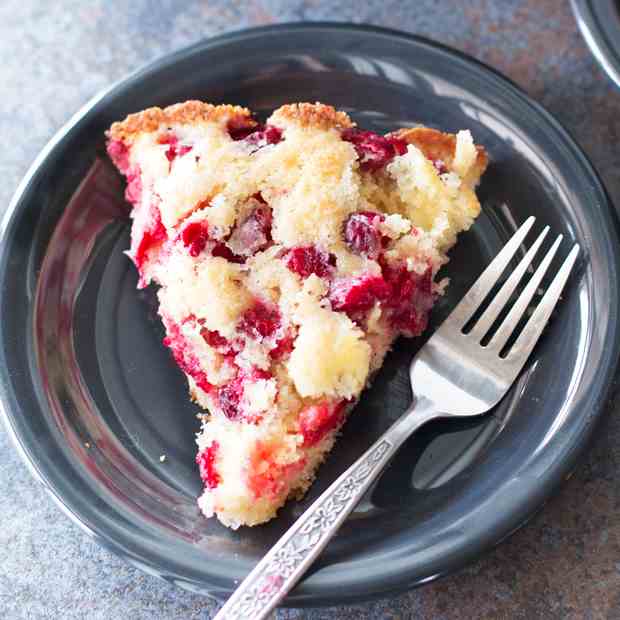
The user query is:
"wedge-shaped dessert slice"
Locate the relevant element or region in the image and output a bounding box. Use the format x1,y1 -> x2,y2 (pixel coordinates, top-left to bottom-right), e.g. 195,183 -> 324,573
107,101 -> 487,528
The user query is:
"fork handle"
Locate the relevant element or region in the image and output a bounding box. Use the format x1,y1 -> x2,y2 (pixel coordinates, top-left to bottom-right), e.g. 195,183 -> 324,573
214,396 -> 439,620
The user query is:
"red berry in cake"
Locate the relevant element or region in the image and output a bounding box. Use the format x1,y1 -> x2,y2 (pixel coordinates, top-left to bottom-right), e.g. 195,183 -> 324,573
247,443 -> 306,500
227,116 -> 258,141
181,221 -> 210,257
211,242 -> 245,263
228,117 -> 283,146
163,322 -> 214,395
299,400 -> 348,447
200,328 -> 237,360
344,211 -> 386,258
269,330 -> 295,360
246,124 -> 282,146
218,376 -> 245,421
124,168 -> 143,205
133,204 -> 167,272
248,367 -> 273,382
201,328 -> 230,350
285,246 -> 335,279
217,369 -> 272,423
433,159 -> 448,174
158,134 -> 193,163
228,204 -> 272,256
106,140 -> 130,174
342,129 -> 408,171
381,261 -> 435,336
329,275 -> 390,315
196,441 -> 221,489
390,136 -> 408,156
240,300 -> 281,339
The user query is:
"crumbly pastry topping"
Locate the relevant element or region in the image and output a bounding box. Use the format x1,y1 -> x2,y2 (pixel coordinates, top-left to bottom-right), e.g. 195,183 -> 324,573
107,101 -> 487,528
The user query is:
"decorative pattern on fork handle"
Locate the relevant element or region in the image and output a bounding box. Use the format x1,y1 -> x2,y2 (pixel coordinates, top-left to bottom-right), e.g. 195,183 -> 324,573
218,439 -> 392,619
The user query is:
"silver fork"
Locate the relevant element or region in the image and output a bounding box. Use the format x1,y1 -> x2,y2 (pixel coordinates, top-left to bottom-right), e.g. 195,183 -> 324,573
214,216 -> 579,620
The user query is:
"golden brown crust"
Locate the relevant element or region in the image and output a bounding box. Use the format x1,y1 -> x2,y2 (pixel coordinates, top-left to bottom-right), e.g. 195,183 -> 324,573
107,100 -> 253,142
269,102 -> 354,131
392,127 -> 488,179
108,101 -> 486,185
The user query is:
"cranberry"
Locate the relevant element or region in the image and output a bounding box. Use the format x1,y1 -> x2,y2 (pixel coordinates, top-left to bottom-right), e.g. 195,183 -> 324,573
228,117 -> 283,146
196,441 -> 221,489
299,401 -> 348,447
249,367 -> 272,382
179,218 -> 246,262
163,322 -> 214,395
381,261 -> 435,336
382,261 -> 431,308
382,262 -> 413,308
217,368 -> 273,423
344,211 -> 386,258
240,301 -> 281,339
158,134 -> 192,163
329,275 -> 390,315
218,376 -> 244,421
433,159 -> 448,174
107,140 -> 130,174
391,306 -> 427,335
211,242 -> 245,264
247,442 -> 306,500
227,116 -> 282,146
181,221 -> 210,257
201,328 -> 231,351
228,205 -> 272,255
132,204 -> 167,272
270,330 -> 295,360
124,168 -> 142,205
246,124 -> 282,146
227,116 -> 259,141
342,128 -> 408,172
168,144 -> 192,162
285,246 -> 335,279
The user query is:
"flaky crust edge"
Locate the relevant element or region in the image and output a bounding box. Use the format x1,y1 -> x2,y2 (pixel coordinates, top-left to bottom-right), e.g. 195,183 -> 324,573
107,101 -> 254,142
107,101 -> 356,142
268,102 -> 354,130
107,101 -> 488,184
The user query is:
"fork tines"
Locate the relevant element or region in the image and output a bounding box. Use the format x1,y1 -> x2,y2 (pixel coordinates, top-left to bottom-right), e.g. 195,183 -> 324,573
453,216 -> 580,358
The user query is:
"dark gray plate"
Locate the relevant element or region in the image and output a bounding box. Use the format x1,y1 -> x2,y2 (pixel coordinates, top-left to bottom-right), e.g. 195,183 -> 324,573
572,0 -> 620,88
1,24 -> 619,607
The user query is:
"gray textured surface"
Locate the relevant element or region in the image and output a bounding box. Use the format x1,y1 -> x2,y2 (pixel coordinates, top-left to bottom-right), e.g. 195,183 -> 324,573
1,1 -> 619,619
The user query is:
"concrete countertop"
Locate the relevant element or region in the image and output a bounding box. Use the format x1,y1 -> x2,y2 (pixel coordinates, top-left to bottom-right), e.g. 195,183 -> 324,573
1,1 -> 619,618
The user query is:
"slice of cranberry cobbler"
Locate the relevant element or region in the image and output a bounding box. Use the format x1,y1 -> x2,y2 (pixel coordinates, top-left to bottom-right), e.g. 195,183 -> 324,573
106,101 -> 487,528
